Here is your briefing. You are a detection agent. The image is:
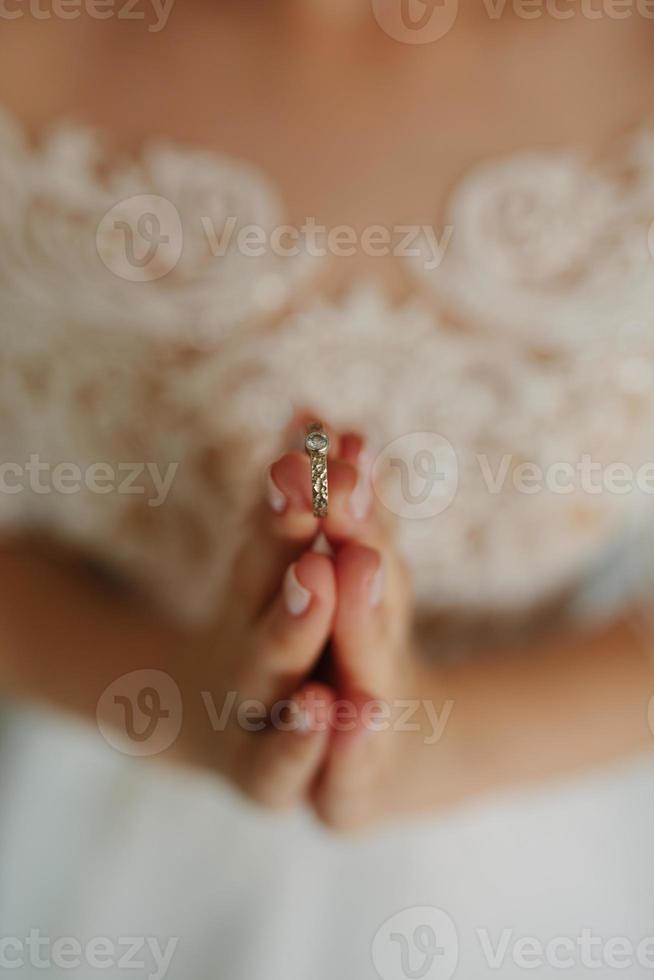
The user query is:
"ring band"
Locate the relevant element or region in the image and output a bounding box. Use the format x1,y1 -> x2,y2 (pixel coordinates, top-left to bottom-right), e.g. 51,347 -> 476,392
305,422 -> 330,517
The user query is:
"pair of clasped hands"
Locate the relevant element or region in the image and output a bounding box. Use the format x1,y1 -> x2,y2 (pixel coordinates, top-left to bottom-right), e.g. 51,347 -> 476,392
0,418 -> 444,832
2,421 -> 646,832
183,418 -> 441,832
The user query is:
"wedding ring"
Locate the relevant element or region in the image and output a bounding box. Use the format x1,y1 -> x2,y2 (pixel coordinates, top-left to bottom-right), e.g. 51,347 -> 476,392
305,422 -> 330,517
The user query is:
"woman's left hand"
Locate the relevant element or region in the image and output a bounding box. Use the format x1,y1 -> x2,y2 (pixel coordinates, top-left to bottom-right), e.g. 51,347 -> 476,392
270,428 -> 454,831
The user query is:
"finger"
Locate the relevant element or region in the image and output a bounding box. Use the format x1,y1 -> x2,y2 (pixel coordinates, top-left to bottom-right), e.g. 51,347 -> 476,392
322,458 -> 369,537
266,453 -> 317,538
322,456 -> 390,551
331,543 -> 390,697
239,682 -> 335,810
232,453 -> 319,615
336,433 -> 377,532
241,551 -> 336,705
340,432 -> 371,471
234,433 -> 383,617
311,688 -> 380,832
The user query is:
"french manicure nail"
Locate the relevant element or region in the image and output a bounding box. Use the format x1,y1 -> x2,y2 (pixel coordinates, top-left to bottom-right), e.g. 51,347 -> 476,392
369,564 -> 384,608
267,468 -> 287,514
284,562 -> 312,616
311,531 -> 334,557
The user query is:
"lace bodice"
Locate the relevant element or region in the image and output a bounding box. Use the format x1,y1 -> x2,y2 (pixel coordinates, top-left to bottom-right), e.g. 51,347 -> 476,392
2,107 -> 654,623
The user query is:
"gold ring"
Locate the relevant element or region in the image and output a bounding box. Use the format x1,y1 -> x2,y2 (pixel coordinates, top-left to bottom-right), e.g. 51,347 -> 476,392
305,422 -> 330,517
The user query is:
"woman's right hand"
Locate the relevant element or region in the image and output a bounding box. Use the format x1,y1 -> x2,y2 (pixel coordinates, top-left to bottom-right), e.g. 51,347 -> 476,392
0,434 -> 358,810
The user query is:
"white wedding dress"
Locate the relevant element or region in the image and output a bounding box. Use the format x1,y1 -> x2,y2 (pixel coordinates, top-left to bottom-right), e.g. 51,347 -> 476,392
1,107 -> 654,978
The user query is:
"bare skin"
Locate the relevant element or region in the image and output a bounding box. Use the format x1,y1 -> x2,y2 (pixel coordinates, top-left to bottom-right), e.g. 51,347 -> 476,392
2,4 -> 654,234
0,5 -> 654,829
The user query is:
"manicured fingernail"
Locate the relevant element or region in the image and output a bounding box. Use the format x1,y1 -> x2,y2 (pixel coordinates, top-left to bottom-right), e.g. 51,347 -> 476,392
267,467 -> 287,514
311,531 -> 334,557
350,449 -> 373,521
284,562 -> 312,616
369,564 -> 384,608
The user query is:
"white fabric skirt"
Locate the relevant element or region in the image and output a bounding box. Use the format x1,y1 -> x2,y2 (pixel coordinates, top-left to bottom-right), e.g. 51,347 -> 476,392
1,702 -> 654,979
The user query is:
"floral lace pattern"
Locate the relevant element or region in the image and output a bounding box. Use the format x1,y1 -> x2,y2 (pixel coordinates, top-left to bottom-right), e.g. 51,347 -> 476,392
412,131 -> 654,353
1,108 -> 654,623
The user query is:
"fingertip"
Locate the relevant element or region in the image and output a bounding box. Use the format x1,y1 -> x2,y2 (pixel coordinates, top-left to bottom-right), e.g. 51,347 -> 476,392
267,466 -> 287,514
331,545 -> 386,696
270,453 -> 313,510
283,562 -> 312,616
335,542 -> 382,598
243,695 -> 332,811
250,550 -> 336,699
330,459 -> 358,496
340,433 -> 365,466
328,689 -> 380,743
322,460 -> 362,536
292,682 -> 336,736
294,550 -> 336,608
267,454 -> 318,542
